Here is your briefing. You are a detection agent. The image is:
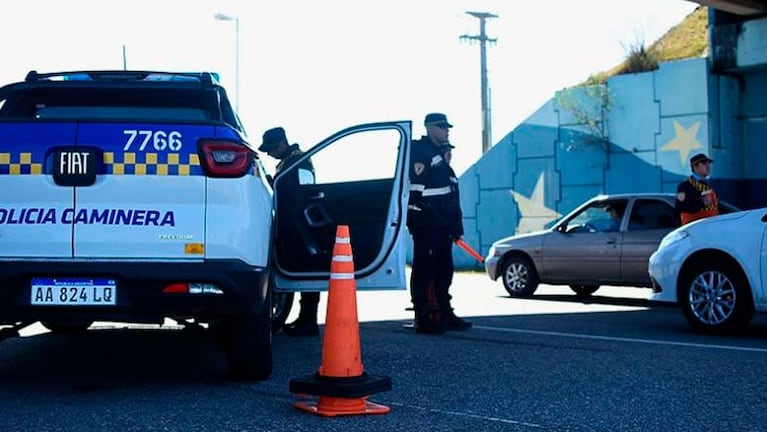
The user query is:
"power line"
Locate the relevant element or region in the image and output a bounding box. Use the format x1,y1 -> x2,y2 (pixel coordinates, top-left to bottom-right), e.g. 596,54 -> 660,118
460,11 -> 498,155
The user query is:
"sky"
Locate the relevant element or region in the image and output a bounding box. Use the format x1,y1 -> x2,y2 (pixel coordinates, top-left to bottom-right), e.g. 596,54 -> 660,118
0,0 -> 700,175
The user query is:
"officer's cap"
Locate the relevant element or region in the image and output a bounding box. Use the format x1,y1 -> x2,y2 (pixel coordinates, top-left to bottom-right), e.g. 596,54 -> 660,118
259,127 -> 287,152
424,113 -> 453,128
690,153 -> 713,166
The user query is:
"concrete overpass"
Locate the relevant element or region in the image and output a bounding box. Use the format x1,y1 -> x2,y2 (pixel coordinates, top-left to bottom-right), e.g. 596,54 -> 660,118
690,0 -> 767,15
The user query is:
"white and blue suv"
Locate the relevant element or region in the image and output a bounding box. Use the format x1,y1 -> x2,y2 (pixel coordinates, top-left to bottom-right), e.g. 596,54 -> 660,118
0,70 -> 411,381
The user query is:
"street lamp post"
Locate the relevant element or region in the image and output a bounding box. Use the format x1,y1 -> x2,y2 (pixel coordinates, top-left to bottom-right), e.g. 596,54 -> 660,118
214,12 -> 240,112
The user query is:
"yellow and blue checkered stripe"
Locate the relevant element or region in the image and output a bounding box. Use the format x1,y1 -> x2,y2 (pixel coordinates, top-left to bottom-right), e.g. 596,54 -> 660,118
0,152 -> 203,176
103,152 -> 202,176
0,152 -> 43,175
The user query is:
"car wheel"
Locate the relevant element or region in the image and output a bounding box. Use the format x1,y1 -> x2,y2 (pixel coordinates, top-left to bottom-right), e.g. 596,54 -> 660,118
271,291 -> 294,334
500,254 -> 539,297
224,298 -> 273,381
679,263 -> 754,334
569,285 -> 600,297
40,319 -> 93,334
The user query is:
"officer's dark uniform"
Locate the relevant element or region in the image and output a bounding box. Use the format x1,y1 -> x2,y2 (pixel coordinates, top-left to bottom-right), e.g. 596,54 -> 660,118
675,153 -> 719,225
274,144 -> 318,259
260,127 -> 320,337
407,122 -> 465,334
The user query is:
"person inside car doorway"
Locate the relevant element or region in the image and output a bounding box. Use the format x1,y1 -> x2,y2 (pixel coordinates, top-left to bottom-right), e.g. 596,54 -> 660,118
675,152 -> 719,225
259,126 -> 321,337
407,113 -> 471,334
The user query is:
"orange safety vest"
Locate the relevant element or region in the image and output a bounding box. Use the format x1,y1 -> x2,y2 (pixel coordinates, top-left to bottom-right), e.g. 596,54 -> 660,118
679,182 -> 719,225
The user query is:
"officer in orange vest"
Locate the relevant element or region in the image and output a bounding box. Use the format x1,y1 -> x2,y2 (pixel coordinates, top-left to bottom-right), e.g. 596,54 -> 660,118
675,153 -> 719,225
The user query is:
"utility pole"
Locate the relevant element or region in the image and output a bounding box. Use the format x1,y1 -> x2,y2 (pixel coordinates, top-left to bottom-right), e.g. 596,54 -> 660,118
460,11 -> 498,155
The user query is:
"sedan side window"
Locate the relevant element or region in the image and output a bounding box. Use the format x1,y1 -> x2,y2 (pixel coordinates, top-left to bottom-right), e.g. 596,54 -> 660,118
566,199 -> 628,233
628,199 -> 677,231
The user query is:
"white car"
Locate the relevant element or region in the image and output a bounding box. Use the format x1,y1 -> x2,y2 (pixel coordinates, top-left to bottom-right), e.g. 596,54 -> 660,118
648,207 -> 766,333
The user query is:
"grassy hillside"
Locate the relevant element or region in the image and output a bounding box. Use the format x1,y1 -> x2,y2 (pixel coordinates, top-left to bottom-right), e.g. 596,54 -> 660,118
585,6 -> 708,84
650,6 -> 709,61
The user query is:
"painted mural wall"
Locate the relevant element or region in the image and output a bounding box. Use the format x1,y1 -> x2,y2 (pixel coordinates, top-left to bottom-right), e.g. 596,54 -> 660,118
445,56 -> 767,271
404,15 -> 767,271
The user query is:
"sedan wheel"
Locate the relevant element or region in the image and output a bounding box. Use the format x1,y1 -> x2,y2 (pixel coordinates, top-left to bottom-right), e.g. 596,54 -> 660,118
569,285 -> 600,297
680,264 -> 754,334
501,255 -> 539,297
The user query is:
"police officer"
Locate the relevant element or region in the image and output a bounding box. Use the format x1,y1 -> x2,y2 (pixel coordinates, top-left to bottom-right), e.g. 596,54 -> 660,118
675,152 -> 719,225
259,127 -> 321,337
407,113 -> 471,334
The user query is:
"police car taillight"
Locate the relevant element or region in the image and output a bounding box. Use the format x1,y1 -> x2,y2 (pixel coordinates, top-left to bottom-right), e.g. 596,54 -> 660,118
198,141 -> 253,178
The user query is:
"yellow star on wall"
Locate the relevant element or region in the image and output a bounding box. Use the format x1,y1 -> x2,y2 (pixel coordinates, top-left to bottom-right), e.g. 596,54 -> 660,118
661,120 -> 703,165
512,172 -> 561,234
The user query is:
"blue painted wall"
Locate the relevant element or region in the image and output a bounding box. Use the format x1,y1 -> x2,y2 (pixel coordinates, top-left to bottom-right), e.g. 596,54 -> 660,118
445,54 -> 767,271
406,16 -> 767,271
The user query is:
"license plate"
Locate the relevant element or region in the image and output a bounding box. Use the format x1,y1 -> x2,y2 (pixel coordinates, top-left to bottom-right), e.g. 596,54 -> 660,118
31,277 -> 117,306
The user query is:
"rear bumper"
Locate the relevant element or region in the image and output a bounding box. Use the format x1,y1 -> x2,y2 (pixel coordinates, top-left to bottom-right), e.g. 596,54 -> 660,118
0,259 -> 268,325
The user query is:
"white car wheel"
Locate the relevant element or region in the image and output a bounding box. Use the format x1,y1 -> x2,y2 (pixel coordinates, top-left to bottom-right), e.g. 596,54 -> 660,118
681,264 -> 754,334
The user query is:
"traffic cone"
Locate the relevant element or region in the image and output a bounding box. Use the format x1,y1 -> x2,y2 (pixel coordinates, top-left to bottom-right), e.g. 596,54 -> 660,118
289,225 -> 392,417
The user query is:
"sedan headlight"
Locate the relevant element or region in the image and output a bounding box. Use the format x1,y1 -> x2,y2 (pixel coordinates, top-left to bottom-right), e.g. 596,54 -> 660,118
488,244 -> 497,257
658,229 -> 689,249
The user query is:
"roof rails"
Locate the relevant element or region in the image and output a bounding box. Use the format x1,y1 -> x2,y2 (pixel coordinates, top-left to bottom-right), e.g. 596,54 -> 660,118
24,70 -> 219,85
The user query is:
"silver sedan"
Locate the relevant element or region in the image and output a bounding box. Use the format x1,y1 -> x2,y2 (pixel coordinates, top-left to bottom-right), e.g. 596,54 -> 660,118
484,193 -> 739,298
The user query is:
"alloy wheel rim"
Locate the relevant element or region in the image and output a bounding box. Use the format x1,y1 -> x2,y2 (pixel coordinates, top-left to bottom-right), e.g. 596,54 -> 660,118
505,262 -> 528,292
688,270 -> 736,325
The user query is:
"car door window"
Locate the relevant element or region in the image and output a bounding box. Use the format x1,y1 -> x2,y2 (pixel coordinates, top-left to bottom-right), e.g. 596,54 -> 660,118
273,121 -> 410,292
628,199 -> 677,231
567,199 -> 628,233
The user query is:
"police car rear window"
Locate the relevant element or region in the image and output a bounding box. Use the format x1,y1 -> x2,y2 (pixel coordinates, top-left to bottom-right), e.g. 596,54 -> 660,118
35,106 -> 209,121
0,87 -> 220,122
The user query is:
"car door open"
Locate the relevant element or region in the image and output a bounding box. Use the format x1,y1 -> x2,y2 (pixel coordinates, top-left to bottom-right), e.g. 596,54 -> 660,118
272,121 -> 411,292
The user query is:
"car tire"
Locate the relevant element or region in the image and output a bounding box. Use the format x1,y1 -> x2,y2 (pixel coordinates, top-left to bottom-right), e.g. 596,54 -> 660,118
500,254 -> 540,297
271,291 -> 294,334
40,319 -> 93,334
569,285 -> 600,297
679,263 -> 754,334
224,297 -> 273,381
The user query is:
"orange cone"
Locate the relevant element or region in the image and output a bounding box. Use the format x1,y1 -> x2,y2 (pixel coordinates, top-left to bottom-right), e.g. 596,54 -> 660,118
289,225 -> 392,417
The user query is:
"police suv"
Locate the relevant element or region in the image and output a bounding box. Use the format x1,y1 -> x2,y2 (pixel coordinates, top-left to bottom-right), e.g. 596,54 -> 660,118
0,70 -> 411,381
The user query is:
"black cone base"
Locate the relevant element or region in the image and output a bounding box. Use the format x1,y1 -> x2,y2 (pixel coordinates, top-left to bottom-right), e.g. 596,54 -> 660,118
290,372 -> 392,399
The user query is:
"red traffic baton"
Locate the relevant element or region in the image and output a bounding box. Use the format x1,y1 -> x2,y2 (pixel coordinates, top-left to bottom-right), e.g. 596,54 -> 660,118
455,238 -> 484,263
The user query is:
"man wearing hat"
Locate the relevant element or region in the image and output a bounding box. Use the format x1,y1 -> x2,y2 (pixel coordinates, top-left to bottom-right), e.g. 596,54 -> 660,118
259,127 -> 321,337
675,152 -> 719,225
406,113 -> 471,334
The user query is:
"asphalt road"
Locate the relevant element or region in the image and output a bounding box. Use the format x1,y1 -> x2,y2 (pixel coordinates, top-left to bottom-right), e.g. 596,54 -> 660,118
2,272 -> 767,432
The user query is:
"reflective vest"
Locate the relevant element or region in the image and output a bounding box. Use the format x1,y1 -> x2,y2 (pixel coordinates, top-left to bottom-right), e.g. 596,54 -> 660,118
677,176 -> 719,225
